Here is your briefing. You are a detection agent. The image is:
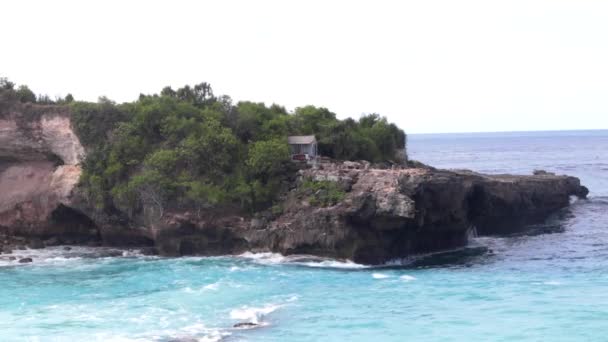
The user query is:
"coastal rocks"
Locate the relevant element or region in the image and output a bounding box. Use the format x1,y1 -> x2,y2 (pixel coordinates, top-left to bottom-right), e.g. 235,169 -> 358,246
241,162 -> 588,264
150,212 -> 249,257
18,257 -> 32,263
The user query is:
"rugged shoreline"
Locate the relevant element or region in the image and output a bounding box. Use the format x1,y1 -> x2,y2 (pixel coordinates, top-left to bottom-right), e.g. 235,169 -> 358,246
0,103 -> 589,264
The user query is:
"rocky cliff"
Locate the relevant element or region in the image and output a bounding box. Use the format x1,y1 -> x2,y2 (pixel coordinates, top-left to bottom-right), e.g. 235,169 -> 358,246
0,102 -> 97,246
0,104 -> 589,264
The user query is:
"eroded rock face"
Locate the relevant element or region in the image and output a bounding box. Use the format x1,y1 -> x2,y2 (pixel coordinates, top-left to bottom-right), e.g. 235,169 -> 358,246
0,103 -> 96,243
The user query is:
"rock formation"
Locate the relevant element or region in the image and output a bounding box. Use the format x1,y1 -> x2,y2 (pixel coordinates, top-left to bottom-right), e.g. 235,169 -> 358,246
0,102 -> 98,245
0,103 -> 589,264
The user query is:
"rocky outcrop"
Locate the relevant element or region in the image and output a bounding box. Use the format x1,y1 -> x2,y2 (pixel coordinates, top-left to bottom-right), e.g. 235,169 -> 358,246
124,162 -> 587,264
0,102 -> 98,245
0,103 -> 589,264
236,163 -> 588,264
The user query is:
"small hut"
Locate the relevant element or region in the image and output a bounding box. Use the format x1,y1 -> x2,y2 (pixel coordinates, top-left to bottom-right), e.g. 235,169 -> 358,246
288,135 -> 317,161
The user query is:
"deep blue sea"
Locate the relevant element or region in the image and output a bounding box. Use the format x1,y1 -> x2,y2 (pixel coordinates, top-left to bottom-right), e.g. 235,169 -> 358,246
1,130 -> 607,342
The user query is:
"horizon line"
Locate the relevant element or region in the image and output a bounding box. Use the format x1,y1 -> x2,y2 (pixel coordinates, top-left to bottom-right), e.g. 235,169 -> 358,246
409,128 -> 608,135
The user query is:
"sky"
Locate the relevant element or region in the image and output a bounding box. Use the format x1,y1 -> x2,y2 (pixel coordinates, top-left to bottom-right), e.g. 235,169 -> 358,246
2,0 -> 607,133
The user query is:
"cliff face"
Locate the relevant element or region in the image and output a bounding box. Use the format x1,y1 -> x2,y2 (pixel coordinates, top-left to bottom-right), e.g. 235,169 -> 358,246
0,105 -> 589,263
0,103 -> 96,243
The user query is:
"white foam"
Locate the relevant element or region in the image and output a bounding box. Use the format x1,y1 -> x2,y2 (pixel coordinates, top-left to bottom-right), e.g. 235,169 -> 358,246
286,295 -> 299,302
543,280 -> 561,286
91,320 -> 230,342
121,249 -> 146,257
372,273 -> 391,279
298,259 -> 368,269
0,246 -> 142,268
198,330 -> 230,342
400,275 -> 417,281
238,252 -> 287,264
182,281 -> 221,293
237,252 -> 367,269
203,282 -> 220,291
229,303 -> 282,325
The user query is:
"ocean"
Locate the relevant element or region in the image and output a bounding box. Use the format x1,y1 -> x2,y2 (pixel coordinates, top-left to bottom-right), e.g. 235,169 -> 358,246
1,130 -> 607,341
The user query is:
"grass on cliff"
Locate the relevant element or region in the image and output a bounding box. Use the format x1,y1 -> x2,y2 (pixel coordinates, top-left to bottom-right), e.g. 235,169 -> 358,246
299,180 -> 346,207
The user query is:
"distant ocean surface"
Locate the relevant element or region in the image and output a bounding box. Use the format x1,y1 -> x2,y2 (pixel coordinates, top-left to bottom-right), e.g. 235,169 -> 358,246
1,130 -> 607,342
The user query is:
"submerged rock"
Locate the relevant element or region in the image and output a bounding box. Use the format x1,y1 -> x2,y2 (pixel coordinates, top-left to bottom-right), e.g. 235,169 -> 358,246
18,257 -> 32,263
233,322 -> 259,329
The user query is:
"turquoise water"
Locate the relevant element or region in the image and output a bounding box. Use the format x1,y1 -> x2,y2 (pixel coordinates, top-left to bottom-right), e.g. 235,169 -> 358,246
1,130 -> 607,341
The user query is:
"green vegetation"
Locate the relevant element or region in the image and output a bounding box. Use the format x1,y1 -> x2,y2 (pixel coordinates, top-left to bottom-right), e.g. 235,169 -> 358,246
299,180 -> 346,207
1,77 -> 406,219
0,77 -> 76,107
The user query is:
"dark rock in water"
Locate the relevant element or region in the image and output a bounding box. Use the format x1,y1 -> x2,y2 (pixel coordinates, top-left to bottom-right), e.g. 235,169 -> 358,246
284,254 -> 337,263
8,256 -> 16,261
87,240 -> 101,247
407,246 -> 490,268
28,239 -> 44,249
139,247 -> 158,256
96,250 -> 124,258
63,246 -> 72,251
18,257 -> 33,263
16,245 -> 26,250
233,322 -> 259,328
44,237 -> 60,246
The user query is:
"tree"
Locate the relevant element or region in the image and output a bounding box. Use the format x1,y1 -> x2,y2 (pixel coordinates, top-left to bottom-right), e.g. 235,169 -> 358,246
246,139 -> 290,181
0,78 -> 15,90
37,94 -> 54,104
175,82 -> 215,107
160,86 -> 176,97
16,85 -> 36,103
293,105 -> 337,134
244,139 -> 291,209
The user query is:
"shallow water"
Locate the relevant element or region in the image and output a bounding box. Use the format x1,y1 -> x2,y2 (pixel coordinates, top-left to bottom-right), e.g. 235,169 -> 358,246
1,130 -> 607,341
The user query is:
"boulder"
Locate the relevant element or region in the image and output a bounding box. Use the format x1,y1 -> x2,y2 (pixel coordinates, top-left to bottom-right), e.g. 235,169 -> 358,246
18,257 -> 33,263
44,237 -> 60,246
28,238 -> 44,249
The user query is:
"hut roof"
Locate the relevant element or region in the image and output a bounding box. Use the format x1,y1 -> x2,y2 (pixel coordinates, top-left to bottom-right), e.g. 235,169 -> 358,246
287,135 -> 316,144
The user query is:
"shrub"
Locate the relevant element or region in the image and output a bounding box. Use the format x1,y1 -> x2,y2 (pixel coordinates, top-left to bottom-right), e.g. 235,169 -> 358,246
300,180 -> 346,207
